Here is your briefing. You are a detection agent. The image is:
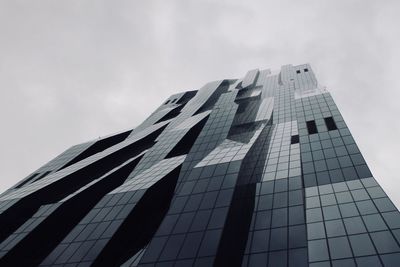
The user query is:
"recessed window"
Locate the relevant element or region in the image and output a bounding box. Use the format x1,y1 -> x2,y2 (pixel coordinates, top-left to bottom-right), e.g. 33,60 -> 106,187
291,135 -> 299,144
165,100 -> 170,105
306,120 -> 318,134
296,70 -> 301,74
171,98 -> 177,103
324,117 -> 338,131
304,68 -> 309,72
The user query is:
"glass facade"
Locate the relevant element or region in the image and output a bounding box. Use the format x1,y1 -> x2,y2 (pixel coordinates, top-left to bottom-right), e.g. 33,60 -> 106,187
0,64 -> 398,266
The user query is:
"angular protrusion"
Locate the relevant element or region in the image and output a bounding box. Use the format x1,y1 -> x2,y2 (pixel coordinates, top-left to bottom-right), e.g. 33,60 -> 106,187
240,69 -> 260,89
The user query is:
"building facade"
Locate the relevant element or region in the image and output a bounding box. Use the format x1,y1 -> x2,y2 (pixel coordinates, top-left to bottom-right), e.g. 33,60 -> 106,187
0,64 -> 399,266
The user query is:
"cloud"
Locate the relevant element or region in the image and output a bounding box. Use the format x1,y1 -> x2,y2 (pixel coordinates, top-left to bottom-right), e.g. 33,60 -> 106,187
1,0 -> 400,206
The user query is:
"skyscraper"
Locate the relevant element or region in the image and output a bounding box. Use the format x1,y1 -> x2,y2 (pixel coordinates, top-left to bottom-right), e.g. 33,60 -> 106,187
0,64 -> 399,267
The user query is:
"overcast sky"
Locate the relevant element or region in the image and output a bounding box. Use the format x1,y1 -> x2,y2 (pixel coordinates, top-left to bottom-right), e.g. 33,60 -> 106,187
1,0 -> 399,207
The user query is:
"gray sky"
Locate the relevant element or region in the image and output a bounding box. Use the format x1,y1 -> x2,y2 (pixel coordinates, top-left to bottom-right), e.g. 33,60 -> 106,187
1,0 -> 400,207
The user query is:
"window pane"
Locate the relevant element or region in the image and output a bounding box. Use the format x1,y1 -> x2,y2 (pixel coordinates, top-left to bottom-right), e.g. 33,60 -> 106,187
328,236 -> 352,259
370,231 -> 400,254
325,219 -> 346,237
308,239 -> 329,262
348,234 -> 376,256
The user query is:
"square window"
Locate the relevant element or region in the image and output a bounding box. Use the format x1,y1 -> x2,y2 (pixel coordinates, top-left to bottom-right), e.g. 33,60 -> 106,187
305,187 -> 319,197
288,248 -> 308,267
258,194 -> 273,211
338,156 -> 353,168
308,239 -> 329,262
198,230 -> 222,257
314,160 -> 327,172
326,158 -> 340,170
349,234 -> 376,256
355,165 -> 372,178
269,250 -> 287,267
159,234 -> 186,261
270,227 -> 287,250
330,169 -> 345,184
291,135 -> 299,144
363,214 -> 388,232
325,219 -> 346,237
306,196 -> 321,208
351,189 -> 369,201
335,191 -> 353,204
382,211 -> 400,229
178,232 -> 204,259
323,205 -> 341,220
320,193 -> 337,206
370,231 -> 400,254
339,203 -> 359,218
307,207 -> 323,223
343,217 -> 367,234
342,167 -> 358,181
273,192 -> 288,208
254,210 -> 272,230
289,190 -> 303,206
328,236 -> 353,259
332,182 -> 348,192
307,222 -> 326,240
381,253 -> 400,267
356,200 -> 378,215
374,198 -> 397,212
272,208 -> 288,227
251,230 -> 270,253
366,187 -> 386,199
274,179 -> 288,192
361,177 -> 378,188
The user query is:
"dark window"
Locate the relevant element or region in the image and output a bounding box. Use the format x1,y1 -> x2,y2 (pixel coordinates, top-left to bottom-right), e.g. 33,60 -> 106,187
324,117 -> 338,131
304,68 -> 309,72
291,135 -> 299,144
306,120 -> 318,134
296,70 -> 301,74
171,98 -> 177,103
165,100 -> 170,104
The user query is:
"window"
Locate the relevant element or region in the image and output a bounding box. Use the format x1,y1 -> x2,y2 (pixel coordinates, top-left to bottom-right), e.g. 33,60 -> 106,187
349,234 -> 376,256
296,70 -> 301,74
291,135 -> 299,144
324,117 -> 338,131
370,231 -> 400,253
165,100 -> 170,104
304,68 -> 309,72
308,239 -> 329,262
306,120 -> 318,134
307,222 -> 325,240
343,216 -> 367,234
328,236 -> 353,259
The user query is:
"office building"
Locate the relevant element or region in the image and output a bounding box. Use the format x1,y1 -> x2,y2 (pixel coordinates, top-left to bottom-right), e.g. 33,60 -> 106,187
0,64 -> 399,266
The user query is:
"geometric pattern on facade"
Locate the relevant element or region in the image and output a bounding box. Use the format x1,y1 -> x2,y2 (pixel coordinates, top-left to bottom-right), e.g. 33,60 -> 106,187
0,64 -> 399,267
